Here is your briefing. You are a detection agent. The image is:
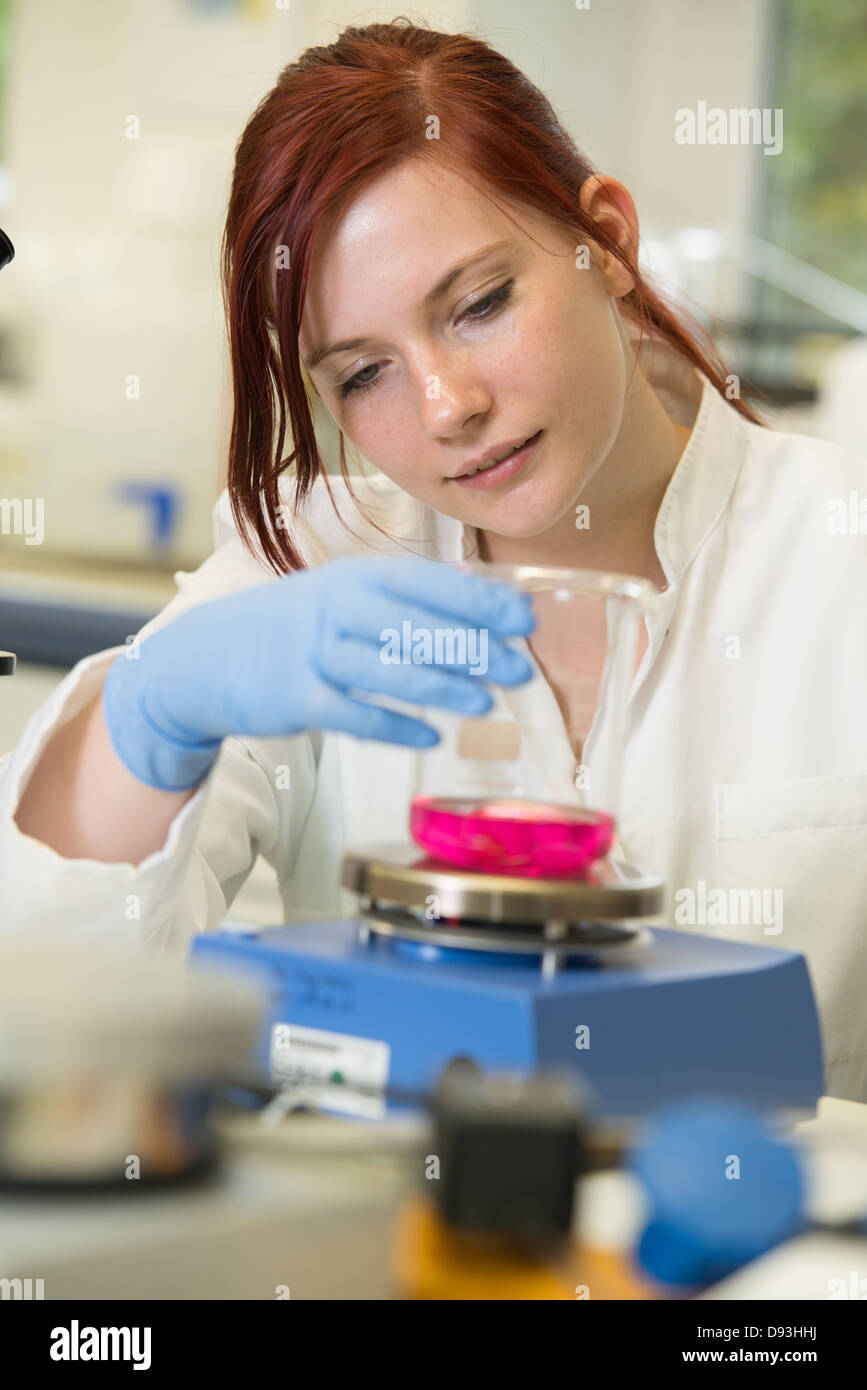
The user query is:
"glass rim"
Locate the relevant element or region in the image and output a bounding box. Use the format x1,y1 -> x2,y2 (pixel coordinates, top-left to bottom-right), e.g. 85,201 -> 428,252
460,559 -> 660,609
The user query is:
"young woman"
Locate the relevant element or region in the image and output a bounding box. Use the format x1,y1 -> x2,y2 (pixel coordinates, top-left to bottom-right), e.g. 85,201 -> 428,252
4,21 -> 866,1101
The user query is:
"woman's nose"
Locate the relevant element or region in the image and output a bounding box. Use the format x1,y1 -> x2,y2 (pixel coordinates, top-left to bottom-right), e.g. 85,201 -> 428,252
414,363 -> 493,436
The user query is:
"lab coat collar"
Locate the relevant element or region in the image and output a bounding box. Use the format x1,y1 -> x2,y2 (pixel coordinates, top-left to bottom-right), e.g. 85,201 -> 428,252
649,345 -> 750,593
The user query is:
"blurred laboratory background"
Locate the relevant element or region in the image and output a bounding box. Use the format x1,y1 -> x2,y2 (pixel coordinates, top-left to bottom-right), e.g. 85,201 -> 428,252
1,0 -> 865,922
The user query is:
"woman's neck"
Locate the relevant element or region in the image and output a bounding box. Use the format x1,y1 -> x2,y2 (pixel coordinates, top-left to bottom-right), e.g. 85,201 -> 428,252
476,366 -> 692,590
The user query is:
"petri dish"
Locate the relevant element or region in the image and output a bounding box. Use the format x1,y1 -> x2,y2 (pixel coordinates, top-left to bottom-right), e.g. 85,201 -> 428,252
409,794 -> 615,877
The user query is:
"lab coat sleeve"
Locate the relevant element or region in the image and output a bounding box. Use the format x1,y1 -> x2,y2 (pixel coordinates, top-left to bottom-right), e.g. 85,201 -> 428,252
0,494 -> 320,960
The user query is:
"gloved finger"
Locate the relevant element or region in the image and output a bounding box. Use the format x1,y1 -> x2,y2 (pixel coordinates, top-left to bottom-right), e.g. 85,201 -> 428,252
349,555 -> 536,635
316,633 -> 495,715
324,587 -> 534,685
312,683 -> 441,748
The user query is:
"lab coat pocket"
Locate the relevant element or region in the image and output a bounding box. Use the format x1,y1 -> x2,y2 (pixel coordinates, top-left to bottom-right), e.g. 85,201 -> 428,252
714,772 -> 867,1083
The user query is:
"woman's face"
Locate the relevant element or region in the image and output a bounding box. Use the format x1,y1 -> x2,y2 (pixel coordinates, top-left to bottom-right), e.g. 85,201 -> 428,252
298,159 -> 638,541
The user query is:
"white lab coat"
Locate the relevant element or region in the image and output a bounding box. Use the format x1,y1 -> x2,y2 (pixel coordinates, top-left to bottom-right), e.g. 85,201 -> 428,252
1,340 -> 866,1100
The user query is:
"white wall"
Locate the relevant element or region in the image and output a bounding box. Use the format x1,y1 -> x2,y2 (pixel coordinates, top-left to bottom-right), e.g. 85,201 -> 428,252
472,0 -> 772,311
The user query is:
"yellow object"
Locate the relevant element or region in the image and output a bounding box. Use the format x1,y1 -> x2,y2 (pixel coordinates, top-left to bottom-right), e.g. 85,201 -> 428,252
392,1198 -> 659,1301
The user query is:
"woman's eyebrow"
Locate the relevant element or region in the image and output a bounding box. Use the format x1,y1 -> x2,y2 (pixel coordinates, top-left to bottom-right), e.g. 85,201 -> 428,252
306,238 -> 520,370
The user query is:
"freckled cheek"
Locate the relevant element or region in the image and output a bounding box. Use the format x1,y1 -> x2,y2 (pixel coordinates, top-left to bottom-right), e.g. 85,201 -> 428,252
493,300 -> 578,394
351,418 -> 423,489
544,310 -> 622,427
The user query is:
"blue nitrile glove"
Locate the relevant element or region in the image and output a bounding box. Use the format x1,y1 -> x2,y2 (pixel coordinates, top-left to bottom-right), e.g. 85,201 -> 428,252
101,553 -> 537,792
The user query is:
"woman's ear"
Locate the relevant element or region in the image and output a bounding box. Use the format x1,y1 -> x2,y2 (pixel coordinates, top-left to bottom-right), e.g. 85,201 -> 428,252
578,175 -> 639,299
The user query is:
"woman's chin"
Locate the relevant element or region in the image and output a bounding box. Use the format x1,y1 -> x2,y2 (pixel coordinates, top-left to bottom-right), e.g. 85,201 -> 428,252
465,498 -> 569,543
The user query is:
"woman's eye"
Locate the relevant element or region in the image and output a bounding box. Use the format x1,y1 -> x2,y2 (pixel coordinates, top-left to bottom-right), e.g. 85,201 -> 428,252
460,279 -> 513,322
337,279 -> 514,400
339,363 -> 381,399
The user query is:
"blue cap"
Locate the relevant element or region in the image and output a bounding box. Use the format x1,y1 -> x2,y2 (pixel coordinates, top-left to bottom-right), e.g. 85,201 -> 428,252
628,1098 -> 806,1287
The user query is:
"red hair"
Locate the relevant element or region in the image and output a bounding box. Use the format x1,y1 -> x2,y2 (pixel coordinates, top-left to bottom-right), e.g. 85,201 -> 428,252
221,16 -> 764,577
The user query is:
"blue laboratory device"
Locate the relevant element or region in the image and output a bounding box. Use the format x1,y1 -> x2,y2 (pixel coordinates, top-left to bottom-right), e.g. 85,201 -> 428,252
190,844 -> 824,1120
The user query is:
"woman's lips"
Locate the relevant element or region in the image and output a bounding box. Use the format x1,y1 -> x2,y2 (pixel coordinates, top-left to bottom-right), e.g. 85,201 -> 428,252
452,430 -> 543,490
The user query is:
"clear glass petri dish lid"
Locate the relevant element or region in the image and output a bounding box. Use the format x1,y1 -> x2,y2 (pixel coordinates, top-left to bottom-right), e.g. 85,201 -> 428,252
409,562 -> 658,877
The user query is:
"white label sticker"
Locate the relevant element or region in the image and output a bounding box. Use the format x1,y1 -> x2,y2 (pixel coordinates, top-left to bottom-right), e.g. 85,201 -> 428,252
270,1022 -> 391,1119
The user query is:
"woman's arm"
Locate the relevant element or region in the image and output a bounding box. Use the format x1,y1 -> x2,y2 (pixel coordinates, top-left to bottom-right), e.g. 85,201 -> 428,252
14,684 -> 197,865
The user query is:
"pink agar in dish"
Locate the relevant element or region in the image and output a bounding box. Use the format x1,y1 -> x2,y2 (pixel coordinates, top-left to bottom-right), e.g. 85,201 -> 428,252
409,795 -> 615,878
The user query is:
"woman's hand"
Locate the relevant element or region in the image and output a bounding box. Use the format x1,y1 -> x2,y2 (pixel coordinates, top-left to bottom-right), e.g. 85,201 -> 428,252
101,554 -> 537,790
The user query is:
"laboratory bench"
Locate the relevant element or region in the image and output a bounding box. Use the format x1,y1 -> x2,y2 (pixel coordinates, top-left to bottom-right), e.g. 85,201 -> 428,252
1,1096 -> 865,1301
